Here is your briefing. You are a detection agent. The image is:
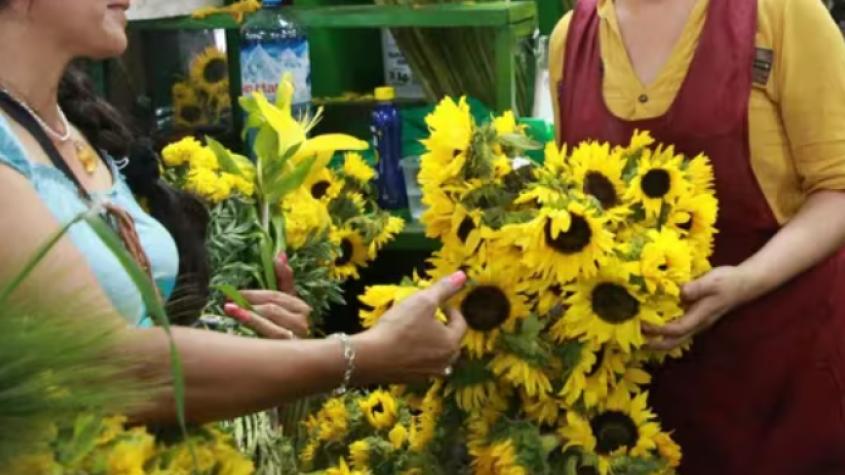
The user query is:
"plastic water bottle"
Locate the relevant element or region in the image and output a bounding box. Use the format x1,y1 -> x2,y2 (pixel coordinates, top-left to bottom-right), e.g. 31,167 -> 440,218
240,0 -> 311,116
372,86 -> 409,211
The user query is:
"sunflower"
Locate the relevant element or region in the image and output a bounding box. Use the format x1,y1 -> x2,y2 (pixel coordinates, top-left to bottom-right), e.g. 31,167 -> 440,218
325,458 -> 369,475
358,284 -> 418,328
331,228 -> 370,280
420,187 -> 457,239
625,146 -> 690,220
542,141 -> 569,176
471,439 -> 527,475
669,192 -> 718,274
305,167 -> 343,203
531,280 -> 568,318
653,432 -> 682,469
685,152 -> 715,195
421,96 -> 473,155
514,183 -> 566,208
516,201 -> 615,283
359,390 -> 398,430
557,343 -> 648,408
569,142 -> 628,214
171,81 -> 194,103
559,391 -> 661,475
190,46 -> 229,96
637,229 -> 693,297
409,382 -> 444,452
489,353 -> 553,399
493,111 -> 523,137
624,129 -> 655,153
440,204 -> 485,255
299,440 -> 319,467
419,147 -> 468,188
388,424 -> 409,449
173,90 -> 206,129
562,262 -> 676,352
521,391 -> 561,426
343,152 -> 376,183
445,358 -> 504,412
348,440 -> 370,471
452,380 -> 503,413
369,215 -> 405,257
454,263 -> 532,358
304,397 -> 348,443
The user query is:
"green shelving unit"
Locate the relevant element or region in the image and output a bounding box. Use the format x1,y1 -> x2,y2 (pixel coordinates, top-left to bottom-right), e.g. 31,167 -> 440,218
125,2 -> 537,252
129,1 -> 537,113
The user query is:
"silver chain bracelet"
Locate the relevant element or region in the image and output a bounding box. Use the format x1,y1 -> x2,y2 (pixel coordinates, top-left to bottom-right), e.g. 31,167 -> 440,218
329,333 -> 356,396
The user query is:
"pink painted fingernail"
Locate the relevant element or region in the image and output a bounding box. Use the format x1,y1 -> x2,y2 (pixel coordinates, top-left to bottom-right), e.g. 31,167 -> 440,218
224,303 -> 251,323
277,253 -> 288,265
448,271 -> 467,288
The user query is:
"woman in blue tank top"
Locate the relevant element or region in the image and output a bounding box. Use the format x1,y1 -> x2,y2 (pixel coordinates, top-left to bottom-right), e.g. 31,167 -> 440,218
0,0 -> 469,425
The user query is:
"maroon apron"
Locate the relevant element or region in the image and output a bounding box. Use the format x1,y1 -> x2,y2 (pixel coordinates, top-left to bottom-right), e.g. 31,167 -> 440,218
560,0 -> 845,472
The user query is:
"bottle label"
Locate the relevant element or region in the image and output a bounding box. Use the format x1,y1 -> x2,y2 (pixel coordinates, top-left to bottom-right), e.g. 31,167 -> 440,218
380,30 -> 425,100
241,36 -> 311,105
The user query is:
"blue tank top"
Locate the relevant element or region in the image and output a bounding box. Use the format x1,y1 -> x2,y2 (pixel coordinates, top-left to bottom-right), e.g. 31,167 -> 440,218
0,113 -> 179,326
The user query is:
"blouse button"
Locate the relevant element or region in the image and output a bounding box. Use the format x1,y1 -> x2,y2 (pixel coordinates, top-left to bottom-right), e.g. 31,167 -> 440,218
638,94 -> 649,104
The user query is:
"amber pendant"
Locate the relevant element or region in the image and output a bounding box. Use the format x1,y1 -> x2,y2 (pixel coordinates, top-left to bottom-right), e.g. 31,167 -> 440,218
74,140 -> 98,175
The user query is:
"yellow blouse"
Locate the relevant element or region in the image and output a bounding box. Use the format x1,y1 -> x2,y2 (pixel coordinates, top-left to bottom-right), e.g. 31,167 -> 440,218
550,0 -> 845,223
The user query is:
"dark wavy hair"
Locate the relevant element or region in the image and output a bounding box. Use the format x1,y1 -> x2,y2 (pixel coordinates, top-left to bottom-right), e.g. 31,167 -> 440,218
59,65 -> 211,325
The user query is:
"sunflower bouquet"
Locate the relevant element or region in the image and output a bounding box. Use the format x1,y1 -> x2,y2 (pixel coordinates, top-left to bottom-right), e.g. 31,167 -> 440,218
160,74 -> 404,327
172,46 -> 232,130
302,96 -> 718,474
5,415 -> 255,475
296,384 -> 450,475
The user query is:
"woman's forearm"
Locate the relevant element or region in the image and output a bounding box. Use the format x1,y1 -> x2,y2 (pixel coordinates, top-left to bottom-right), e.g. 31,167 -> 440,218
739,190 -> 845,300
124,326 -> 383,425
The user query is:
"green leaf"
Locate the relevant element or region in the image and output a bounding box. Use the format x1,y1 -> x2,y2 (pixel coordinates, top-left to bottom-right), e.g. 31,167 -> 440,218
271,214 -> 287,255
254,124 -> 279,163
267,154 -> 318,204
500,133 -> 543,151
216,284 -> 253,311
259,232 -> 278,290
205,135 -> 241,176
263,142 -> 303,189
239,95 -> 265,137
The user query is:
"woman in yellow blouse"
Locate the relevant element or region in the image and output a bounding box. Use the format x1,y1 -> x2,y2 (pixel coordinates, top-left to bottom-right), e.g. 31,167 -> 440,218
551,0 -> 845,472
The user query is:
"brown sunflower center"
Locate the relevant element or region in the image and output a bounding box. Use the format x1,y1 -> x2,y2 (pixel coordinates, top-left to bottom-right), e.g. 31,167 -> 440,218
641,169 -> 671,198
372,401 -> 384,414
180,105 -> 202,123
335,238 -> 354,266
586,346 -> 606,378
591,411 -> 639,455
457,217 -> 475,243
584,172 -> 619,208
544,216 -> 592,254
461,285 -> 511,332
203,58 -> 228,84
311,180 -> 331,200
591,283 -> 640,324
